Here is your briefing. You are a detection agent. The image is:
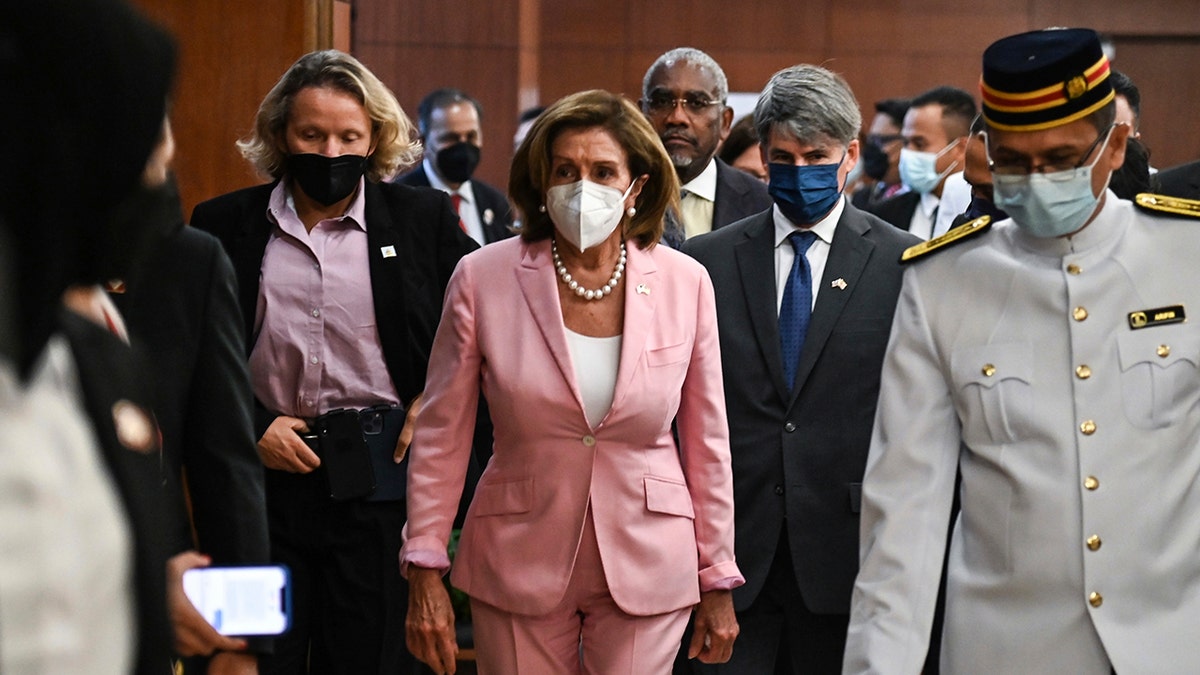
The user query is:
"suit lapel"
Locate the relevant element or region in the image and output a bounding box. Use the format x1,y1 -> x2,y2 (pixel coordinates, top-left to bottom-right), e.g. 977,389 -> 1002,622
789,206 -> 874,402
231,185 -> 275,353
516,240 -> 587,418
363,182 -> 411,393
734,213 -> 793,404
712,160 -> 742,230
608,243 -> 656,419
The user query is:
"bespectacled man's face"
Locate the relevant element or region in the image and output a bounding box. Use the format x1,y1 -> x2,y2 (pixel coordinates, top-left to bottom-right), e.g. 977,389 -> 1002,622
641,60 -> 733,184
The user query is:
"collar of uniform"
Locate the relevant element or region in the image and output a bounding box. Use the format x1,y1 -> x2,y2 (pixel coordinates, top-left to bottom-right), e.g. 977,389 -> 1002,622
772,195 -> 844,248
423,156 -> 476,205
681,157 -> 718,202
266,178 -> 369,233
1010,188 -> 1125,257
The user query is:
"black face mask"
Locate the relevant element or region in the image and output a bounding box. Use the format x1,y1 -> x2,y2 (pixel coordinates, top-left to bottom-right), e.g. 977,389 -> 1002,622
435,141 -> 481,184
287,153 -> 367,206
861,140 -> 891,181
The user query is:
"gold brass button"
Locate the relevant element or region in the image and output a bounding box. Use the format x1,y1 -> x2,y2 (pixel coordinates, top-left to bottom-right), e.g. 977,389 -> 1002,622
1080,420 -> 1096,435
1075,365 -> 1092,380
1158,344 -> 1171,358
1088,591 -> 1103,608
982,364 -> 996,377
1086,535 -> 1102,551
582,435 -> 596,447
1084,476 -> 1099,490
1067,263 -> 1082,275
1073,307 -> 1089,321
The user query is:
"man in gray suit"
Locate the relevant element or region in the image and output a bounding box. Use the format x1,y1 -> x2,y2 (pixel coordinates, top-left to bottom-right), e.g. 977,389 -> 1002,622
641,48 -> 772,248
681,64 -> 919,672
846,28 -> 1200,674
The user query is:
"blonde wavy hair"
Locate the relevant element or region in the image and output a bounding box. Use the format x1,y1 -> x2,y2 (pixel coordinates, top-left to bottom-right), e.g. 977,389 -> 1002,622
237,50 -> 421,181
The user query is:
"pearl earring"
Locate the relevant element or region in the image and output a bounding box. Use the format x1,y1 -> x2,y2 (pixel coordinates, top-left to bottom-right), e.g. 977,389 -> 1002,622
627,206 -> 636,217
538,204 -> 546,213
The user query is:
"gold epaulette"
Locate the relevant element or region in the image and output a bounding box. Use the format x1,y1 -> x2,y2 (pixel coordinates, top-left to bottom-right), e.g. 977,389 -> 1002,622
1134,193 -> 1200,218
899,215 -> 992,264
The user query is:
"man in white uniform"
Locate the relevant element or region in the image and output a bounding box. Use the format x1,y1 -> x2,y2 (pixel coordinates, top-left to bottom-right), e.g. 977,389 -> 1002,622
845,27 -> 1200,674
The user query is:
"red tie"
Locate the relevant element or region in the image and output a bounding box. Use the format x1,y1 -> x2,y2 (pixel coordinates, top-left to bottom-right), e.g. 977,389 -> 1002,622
450,193 -> 467,233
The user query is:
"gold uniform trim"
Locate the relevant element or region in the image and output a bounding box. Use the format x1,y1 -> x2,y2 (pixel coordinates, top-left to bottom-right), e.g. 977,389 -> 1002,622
1135,193 -> 1200,218
900,215 -> 992,263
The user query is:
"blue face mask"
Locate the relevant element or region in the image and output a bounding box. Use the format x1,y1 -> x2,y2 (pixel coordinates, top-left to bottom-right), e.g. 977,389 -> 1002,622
898,139 -> 960,195
768,156 -> 845,225
992,126 -> 1113,238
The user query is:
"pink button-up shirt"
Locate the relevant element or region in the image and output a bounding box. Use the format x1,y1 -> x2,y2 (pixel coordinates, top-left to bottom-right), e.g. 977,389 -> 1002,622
248,181 -> 400,418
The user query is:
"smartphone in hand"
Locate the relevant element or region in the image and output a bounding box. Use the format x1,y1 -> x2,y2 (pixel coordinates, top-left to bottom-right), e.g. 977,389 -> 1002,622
182,565 -> 291,636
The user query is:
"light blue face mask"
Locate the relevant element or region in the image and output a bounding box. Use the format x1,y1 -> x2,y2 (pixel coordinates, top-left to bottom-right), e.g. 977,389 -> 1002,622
992,126 -> 1114,238
898,139 -> 960,194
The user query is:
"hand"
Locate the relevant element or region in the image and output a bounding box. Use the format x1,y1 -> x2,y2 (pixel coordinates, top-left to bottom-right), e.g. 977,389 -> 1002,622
393,392 -> 424,463
687,589 -> 739,664
406,566 -> 458,675
167,551 -> 249,657
257,415 -> 319,473
208,651 -> 258,675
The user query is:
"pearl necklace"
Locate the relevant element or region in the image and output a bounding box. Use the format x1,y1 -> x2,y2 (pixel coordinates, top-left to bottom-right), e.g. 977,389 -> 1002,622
552,239 -> 626,301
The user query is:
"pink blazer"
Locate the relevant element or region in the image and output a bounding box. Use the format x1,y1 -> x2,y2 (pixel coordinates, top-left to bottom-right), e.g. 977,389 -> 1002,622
401,236 -> 743,617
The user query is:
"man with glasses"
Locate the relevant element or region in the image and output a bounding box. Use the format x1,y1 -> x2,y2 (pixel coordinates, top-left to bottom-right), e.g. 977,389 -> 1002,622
845,28 -> 1200,674
641,48 -> 771,245
852,98 -> 910,211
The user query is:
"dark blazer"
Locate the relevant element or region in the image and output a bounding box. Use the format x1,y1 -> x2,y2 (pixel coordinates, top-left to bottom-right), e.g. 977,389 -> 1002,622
59,311 -> 172,675
864,190 -> 920,232
664,158 -> 774,248
112,226 -> 269,564
394,164 -> 515,244
1156,160 -> 1200,200
190,180 -> 478,438
682,203 -> 919,615
712,158 -> 774,230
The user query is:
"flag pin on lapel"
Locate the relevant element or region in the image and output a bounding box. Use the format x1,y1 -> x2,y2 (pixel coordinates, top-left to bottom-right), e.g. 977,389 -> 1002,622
831,278 -> 848,290
483,208 -> 495,225
381,245 -> 396,258
636,283 -> 650,295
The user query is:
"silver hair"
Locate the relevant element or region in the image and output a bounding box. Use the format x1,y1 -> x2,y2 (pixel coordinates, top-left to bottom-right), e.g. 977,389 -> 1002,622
642,47 -> 729,102
754,64 -> 861,147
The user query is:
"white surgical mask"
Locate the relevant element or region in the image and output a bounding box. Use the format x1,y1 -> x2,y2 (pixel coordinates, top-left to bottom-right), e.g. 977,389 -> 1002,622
545,179 -> 634,252
992,126 -> 1113,238
898,139 -> 960,195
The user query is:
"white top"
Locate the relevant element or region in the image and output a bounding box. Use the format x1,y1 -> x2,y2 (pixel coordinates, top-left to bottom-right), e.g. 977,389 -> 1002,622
0,337 -> 134,674
564,328 -> 622,428
771,195 -> 845,315
935,172 -> 972,236
424,156 -> 486,246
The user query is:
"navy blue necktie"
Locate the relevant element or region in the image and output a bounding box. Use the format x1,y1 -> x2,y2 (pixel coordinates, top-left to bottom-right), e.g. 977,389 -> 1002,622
780,230 -> 818,390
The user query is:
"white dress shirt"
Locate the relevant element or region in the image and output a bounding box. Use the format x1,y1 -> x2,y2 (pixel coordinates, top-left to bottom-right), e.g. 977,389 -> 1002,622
771,196 -> 845,315
424,157 -> 486,246
680,158 -> 719,238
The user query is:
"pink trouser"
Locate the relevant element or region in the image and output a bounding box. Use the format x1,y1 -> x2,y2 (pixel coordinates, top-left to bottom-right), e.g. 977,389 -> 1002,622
470,506 -> 692,674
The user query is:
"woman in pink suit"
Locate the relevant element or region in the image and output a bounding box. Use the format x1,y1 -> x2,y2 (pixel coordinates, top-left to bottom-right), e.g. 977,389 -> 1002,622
402,89 -> 743,674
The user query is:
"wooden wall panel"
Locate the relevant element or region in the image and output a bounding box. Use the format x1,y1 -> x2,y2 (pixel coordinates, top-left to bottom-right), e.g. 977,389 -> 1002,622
354,0 -> 522,189
1107,38 -> 1200,168
137,0 -> 1199,211
131,0 -> 317,218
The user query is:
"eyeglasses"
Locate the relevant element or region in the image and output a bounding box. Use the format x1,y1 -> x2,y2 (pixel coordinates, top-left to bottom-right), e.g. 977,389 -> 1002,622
641,93 -> 722,116
987,124 -> 1114,180
866,133 -> 904,147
